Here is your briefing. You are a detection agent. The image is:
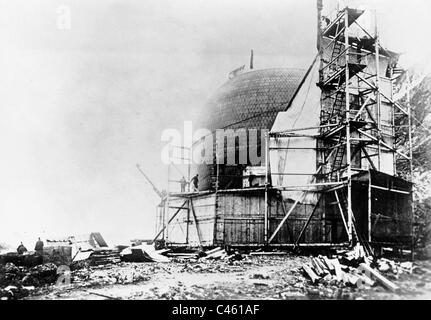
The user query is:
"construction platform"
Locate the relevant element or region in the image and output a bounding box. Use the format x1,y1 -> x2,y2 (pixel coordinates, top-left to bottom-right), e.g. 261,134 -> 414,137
156,170 -> 412,252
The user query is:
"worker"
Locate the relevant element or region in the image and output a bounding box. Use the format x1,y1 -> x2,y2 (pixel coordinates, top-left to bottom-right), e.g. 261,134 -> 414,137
179,176 -> 187,193
321,16 -> 330,29
34,237 -> 44,255
17,242 -> 28,255
248,174 -> 255,188
190,174 -> 199,191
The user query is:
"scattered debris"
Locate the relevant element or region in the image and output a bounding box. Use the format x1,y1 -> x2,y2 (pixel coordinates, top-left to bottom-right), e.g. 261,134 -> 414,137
300,246 -> 409,294
72,250 -> 93,263
120,245 -> 169,263
1,242 -> 430,300
85,289 -> 121,300
203,247 -> 227,260
359,263 -> 400,292
249,251 -> 289,256
0,262 -> 59,300
88,249 -> 121,265
302,264 -> 319,284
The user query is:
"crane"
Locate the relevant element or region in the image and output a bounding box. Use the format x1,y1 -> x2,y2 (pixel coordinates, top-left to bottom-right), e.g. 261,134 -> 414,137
136,164 -> 165,200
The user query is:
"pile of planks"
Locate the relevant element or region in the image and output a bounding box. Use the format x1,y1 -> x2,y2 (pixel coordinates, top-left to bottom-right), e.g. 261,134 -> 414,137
202,247 -> 242,261
203,247 -> 229,260
302,254 -> 400,292
166,252 -> 200,259
89,250 -> 121,266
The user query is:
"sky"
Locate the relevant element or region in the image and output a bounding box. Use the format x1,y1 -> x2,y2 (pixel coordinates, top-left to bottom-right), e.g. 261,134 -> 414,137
0,0 -> 430,247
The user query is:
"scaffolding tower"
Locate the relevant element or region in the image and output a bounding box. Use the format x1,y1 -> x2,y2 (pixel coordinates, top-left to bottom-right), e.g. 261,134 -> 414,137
316,6 -> 413,245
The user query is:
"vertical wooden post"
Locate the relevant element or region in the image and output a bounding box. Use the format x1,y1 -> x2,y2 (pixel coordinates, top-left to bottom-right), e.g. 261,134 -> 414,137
375,11 -> 382,171
165,163 -> 170,243
156,206 -> 160,240
344,9 -> 353,244
216,152 -> 219,193
264,131 -> 270,245
186,199 -> 190,244
368,171 -> 372,242
407,72 -> 415,261
188,147 -> 191,192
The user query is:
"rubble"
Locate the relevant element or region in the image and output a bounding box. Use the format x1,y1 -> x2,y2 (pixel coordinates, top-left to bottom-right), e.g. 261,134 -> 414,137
300,246 -> 413,294
1,242 -> 430,300
0,262 -> 59,300
71,263 -> 152,287
0,252 -> 43,268
88,249 -> 121,265
120,245 -> 169,263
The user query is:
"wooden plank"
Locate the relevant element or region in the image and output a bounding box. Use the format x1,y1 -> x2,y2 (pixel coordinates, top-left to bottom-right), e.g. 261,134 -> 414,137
358,273 -> 375,287
269,193 -> 307,243
86,290 -> 121,300
190,198 -> 204,247
315,256 -> 329,273
303,264 -> 320,284
311,257 -> 325,276
359,263 -> 400,292
249,251 -> 289,256
322,256 -> 335,271
330,258 -> 343,281
153,201 -> 187,241
205,247 -> 223,255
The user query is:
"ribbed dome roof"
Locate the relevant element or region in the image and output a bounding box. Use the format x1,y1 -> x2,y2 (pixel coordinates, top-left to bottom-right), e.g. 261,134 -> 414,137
201,68 -> 305,131
196,68 -> 305,191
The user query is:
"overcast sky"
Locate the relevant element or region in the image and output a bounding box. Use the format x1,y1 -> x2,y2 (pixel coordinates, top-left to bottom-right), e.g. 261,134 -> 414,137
0,0 -> 430,247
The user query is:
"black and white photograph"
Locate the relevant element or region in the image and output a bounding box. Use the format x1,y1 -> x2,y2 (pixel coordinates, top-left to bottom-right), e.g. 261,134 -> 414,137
1,0 -> 431,308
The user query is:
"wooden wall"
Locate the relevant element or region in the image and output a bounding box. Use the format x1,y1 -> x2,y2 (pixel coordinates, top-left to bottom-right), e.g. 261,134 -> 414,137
215,191 -> 339,245
167,194 -> 217,247
215,192 -> 266,245
163,174 -> 411,247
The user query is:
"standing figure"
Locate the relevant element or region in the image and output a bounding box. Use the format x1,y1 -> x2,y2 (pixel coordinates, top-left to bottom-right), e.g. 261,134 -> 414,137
179,176 -> 187,193
17,242 -> 28,255
35,237 -> 44,255
248,173 -> 255,188
190,174 -> 199,192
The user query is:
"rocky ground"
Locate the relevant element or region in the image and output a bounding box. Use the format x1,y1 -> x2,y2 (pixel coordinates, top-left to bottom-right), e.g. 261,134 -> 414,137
17,254 -> 431,300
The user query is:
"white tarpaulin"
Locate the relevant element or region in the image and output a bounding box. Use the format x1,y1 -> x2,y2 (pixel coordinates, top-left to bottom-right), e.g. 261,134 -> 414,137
270,56 -> 321,203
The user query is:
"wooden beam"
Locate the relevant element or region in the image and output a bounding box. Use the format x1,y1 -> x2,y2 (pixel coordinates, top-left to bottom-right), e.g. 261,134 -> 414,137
358,129 -> 410,160
269,165 -> 326,244
281,201 -> 294,241
268,192 -> 306,243
186,200 -> 190,244
370,184 -> 411,195
368,173 -> 372,243
303,264 -> 320,284
189,198 -> 204,247
352,96 -> 373,121
334,190 -> 349,235
153,200 -> 187,242
359,263 -> 400,292
330,258 -> 344,281
264,131 -> 270,244
362,147 -> 377,171
294,197 -> 321,247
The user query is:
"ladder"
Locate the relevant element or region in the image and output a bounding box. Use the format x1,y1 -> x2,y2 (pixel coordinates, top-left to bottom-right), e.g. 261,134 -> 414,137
329,91 -> 345,123
331,145 -> 345,181
329,41 -> 344,74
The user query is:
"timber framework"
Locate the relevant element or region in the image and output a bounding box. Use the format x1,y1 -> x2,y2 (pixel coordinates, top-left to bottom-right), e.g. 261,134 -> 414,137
154,3 -> 414,255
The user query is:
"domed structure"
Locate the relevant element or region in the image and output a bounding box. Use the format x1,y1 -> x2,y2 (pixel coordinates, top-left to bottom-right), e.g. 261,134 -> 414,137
196,68 -> 305,190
